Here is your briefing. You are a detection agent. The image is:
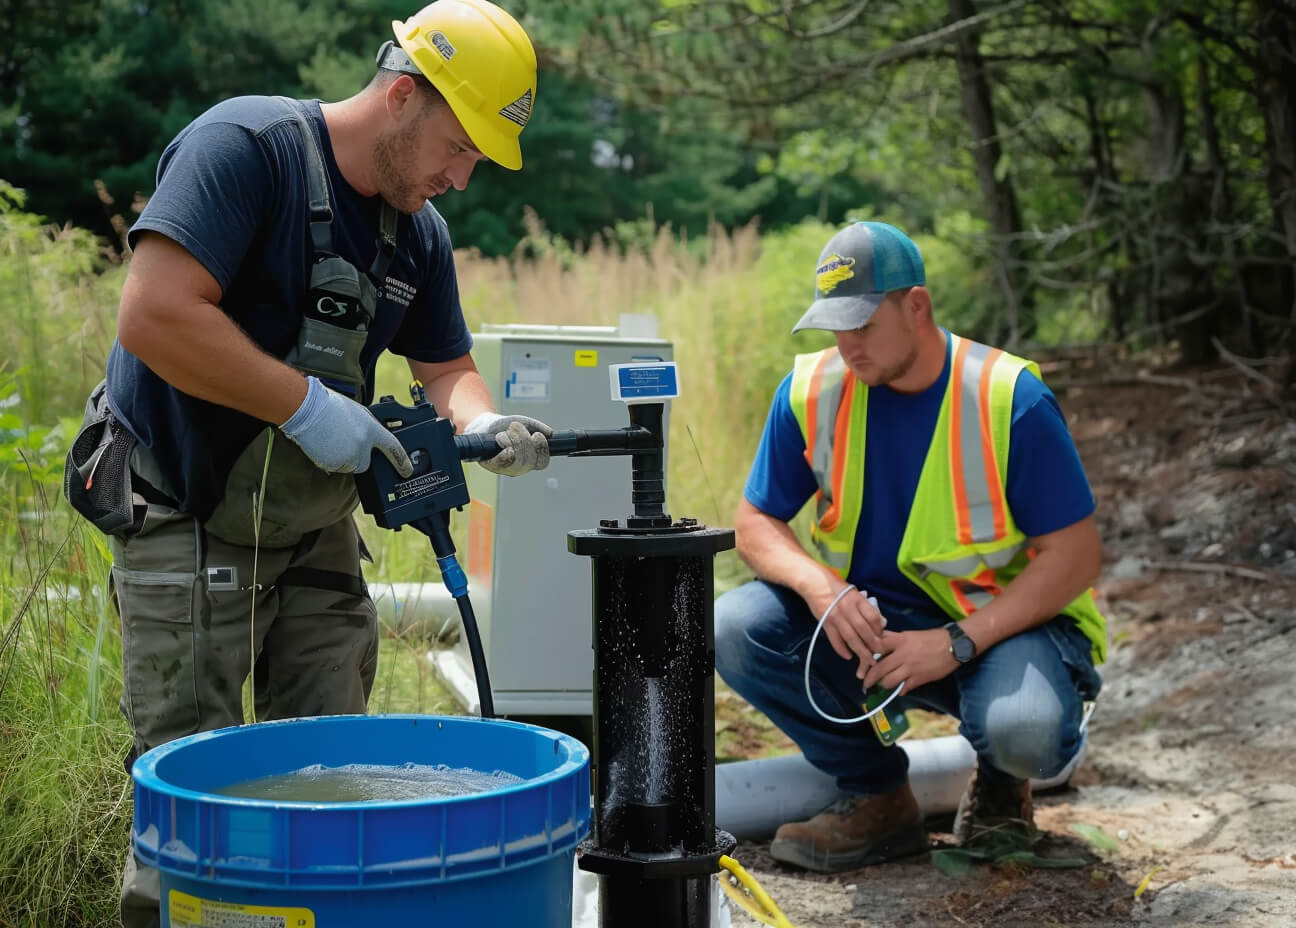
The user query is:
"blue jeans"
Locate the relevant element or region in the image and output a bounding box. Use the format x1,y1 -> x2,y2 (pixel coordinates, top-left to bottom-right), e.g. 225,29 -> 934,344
714,581 -> 1102,795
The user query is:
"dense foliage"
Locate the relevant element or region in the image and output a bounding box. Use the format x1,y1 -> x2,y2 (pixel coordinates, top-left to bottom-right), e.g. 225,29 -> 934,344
0,0 -> 856,257
536,0 -> 1296,359
4,1 -> 1293,360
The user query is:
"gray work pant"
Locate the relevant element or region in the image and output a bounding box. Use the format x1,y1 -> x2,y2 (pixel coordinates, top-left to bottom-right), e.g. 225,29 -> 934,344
112,505 -> 378,928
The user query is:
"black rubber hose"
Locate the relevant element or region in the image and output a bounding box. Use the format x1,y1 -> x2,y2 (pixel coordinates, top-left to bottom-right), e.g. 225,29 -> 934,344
454,426 -> 657,462
454,593 -> 494,720
412,513 -> 495,720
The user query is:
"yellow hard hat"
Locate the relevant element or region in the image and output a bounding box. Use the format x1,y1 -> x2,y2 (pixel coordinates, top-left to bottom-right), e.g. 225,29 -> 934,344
390,0 -> 537,170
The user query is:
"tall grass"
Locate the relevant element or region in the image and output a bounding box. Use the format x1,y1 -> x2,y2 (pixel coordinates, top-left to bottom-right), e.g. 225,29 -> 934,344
1,185 -> 1011,926
0,181 -> 131,928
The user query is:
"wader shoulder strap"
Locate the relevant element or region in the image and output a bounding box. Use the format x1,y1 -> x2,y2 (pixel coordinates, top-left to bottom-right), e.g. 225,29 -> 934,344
279,97 -> 335,255
371,202 -> 399,284
281,97 -> 401,285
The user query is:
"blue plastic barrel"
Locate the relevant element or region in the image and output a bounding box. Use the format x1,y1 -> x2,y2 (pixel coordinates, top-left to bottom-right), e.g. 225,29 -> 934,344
131,715 -> 591,926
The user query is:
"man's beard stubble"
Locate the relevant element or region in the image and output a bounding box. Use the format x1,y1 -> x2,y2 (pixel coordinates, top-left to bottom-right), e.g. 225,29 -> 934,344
874,343 -> 919,387
372,118 -> 426,215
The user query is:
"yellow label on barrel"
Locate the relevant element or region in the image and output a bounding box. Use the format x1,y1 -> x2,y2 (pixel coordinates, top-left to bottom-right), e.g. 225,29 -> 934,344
574,350 -> 598,367
169,890 -> 315,928
872,711 -> 891,734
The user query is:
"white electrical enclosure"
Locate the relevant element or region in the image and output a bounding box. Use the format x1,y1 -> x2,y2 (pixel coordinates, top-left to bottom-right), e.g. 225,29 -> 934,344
432,321 -> 673,717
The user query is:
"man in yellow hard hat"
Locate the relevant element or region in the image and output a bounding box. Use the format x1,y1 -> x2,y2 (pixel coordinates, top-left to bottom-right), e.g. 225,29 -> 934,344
62,4 -> 546,925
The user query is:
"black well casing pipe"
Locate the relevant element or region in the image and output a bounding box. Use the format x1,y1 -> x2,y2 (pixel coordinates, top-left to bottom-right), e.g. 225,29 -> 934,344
569,408 -> 735,927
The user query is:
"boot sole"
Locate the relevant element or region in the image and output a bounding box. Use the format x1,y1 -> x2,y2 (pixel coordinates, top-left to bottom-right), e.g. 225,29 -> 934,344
769,824 -> 929,873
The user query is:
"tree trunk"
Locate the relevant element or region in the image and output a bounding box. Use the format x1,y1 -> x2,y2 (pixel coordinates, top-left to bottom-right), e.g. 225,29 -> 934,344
947,0 -> 1030,344
1082,88 -> 1127,340
1257,0 -> 1296,352
1197,49 -> 1259,354
1139,71 -> 1216,364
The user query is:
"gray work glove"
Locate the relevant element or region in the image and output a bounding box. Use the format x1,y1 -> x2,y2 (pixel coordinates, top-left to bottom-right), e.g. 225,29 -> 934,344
464,412 -> 552,476
281,376 -> 413,476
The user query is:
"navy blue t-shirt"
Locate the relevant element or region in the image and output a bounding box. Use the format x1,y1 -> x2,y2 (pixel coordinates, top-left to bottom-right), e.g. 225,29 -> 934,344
744,332 -> 1096,614
105,96 -> 472,521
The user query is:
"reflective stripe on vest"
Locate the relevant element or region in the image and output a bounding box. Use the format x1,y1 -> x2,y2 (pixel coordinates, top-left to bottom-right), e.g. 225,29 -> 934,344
951,337 -> 1008,545
950,568 -> 1001,613
914,335 -> 1025,579
802,350 -> 848,525
792,348 -> 851,571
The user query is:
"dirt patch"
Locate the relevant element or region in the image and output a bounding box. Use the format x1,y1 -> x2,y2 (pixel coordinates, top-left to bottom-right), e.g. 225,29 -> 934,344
717,687 -> 797,762
722,363 -> 1296,927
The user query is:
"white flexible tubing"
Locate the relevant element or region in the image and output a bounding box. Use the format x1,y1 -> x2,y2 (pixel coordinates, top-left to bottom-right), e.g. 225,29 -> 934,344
1078,698 -> 1097,736
804,583 -> 906,725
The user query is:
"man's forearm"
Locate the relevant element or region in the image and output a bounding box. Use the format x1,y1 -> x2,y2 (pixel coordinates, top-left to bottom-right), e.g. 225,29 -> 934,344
735,502 -> 845,606
959,518 -> 1103,651
116,236 -> 308,425
409,359 -> 494,431
118,290 -> 307,425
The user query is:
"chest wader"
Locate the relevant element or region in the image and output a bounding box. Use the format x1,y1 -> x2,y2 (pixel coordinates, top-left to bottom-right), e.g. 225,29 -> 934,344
205,102 -> 401,549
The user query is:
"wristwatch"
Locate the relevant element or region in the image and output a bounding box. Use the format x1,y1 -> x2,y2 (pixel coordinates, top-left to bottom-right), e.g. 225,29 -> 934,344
944,622 -> 977,663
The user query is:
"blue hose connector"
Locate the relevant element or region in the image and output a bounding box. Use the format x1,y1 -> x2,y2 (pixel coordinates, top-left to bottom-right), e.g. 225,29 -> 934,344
438,553 -> 469,599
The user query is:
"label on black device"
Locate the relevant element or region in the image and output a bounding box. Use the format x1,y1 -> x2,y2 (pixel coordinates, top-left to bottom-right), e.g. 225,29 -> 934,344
394,469 -> 453,500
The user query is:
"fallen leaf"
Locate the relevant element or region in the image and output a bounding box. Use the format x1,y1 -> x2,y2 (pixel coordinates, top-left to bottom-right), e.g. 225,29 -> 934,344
931,849 -> 974,877
1069,822 -> 1119,851
1135,865 -> 1165,899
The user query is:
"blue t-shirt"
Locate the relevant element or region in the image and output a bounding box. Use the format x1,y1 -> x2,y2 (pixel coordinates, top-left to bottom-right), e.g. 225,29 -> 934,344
744,332 -> 1096,614
106,96 -> 472,521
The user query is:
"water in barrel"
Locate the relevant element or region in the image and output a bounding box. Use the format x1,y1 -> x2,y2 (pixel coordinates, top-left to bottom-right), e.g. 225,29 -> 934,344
214,762 -> 523,802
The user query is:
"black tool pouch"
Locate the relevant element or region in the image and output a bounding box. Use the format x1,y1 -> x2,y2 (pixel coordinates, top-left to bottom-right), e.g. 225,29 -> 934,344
63,380 -> 141,536
285,255 -> 376,403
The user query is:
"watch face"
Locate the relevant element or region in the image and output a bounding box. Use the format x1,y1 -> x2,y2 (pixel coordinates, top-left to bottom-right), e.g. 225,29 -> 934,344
952,635 -> 977,662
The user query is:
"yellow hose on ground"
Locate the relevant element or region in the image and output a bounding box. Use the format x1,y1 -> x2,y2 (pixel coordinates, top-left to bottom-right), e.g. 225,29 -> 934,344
717,855 -> 799,928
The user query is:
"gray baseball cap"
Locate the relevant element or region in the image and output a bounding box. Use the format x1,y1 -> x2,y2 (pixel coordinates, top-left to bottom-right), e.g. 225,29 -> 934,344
792,222 -> 926,333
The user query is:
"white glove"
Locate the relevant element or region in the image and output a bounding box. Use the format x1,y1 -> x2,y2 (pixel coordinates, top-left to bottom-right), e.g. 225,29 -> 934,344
281,376 -> 413,476
464,412 -> 552,476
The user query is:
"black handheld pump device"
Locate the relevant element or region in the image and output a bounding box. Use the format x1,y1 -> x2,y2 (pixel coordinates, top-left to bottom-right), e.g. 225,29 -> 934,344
354,379 -> 662,718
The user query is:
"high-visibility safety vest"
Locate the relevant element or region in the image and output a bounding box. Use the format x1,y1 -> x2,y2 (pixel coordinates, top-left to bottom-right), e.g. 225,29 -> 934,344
788,334 -> 1107,664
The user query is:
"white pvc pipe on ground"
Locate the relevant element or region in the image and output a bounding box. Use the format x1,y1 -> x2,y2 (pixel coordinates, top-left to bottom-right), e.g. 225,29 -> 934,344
370,582 -> 458,637
715,734 -> 1087,841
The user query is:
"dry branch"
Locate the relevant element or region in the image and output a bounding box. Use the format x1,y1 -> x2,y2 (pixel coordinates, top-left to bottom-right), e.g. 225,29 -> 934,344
1210,338 -> 1283,393
1145,559 -> 1295,586
1050,370 -> 1243,401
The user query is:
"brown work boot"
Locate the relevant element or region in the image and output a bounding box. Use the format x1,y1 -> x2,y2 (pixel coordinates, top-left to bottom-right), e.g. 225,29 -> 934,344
768,782 -> 928,873
952,764 -> 1037,848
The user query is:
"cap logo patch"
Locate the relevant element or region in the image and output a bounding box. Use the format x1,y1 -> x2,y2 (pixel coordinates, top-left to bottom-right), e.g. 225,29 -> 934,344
498,88 -> 533,127
430,31 -> 456,60
816,253 -> 856,294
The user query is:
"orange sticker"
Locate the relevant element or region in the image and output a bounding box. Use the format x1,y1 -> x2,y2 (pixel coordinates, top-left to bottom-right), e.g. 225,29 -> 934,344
468,499 -> 494,585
